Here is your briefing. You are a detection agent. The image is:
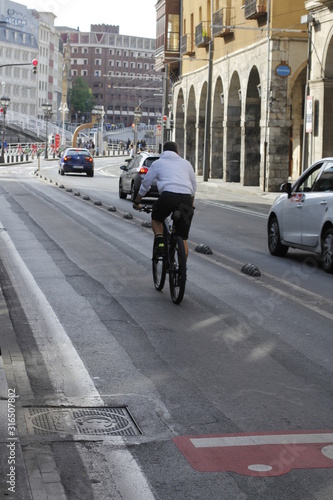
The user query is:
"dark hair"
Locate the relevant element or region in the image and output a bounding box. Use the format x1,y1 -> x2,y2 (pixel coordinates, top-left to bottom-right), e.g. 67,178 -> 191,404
163,141 -> 178,154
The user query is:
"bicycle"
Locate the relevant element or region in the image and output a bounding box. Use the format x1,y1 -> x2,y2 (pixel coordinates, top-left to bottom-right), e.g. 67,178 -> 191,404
141,206 -> 188,304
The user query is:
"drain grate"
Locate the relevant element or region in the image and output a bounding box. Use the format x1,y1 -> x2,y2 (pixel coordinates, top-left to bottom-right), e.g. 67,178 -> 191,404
24,407 -> 141,437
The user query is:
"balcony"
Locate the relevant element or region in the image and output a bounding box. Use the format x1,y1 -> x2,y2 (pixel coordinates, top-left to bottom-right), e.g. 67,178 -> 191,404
195,21 -> 210,48
212,8 -> 232,37
180,33 -> 195,56
244,0 -> 267,20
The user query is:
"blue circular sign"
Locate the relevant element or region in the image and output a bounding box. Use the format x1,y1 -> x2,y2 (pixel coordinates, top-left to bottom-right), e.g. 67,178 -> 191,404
276,64 -> 291,78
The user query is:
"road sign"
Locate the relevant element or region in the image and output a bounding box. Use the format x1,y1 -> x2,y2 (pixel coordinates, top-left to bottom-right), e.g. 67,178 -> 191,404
173,430 -> 333,476
54,133 -> 60,149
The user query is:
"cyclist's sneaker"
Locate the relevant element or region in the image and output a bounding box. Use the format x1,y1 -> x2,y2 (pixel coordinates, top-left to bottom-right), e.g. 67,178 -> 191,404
154,235 -> 165,257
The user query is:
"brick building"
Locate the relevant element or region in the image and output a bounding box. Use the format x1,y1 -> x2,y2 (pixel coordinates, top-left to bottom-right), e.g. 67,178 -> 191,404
57,24 -> 163,128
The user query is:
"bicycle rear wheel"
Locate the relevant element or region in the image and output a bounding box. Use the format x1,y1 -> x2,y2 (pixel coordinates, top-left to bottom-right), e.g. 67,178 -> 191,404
152,250 -> 166,291
169,236 -> 186,304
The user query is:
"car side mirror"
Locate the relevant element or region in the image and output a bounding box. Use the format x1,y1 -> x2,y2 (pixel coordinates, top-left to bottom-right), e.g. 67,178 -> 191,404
280,182 -> 292,198
120,165 -> 128,171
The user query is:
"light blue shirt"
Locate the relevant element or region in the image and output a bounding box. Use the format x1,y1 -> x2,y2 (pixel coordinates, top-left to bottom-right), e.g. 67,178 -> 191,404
138,151 -> 197,197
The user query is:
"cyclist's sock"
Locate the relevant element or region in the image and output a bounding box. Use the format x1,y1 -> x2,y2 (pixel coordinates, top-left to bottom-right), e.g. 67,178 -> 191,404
154,234 -> 165,255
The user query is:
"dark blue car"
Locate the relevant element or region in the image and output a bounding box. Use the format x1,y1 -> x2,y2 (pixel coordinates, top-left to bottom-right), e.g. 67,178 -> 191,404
59,148 -> 94,177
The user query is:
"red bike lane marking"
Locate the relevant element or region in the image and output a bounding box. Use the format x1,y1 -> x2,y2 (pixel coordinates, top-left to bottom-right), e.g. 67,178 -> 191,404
173,430 -> 333,476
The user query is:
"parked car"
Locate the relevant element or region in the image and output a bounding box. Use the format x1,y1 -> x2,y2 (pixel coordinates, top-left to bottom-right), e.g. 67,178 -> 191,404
59,148 -> 94,177
267,158 -> 333,272
119,152 -> 160,201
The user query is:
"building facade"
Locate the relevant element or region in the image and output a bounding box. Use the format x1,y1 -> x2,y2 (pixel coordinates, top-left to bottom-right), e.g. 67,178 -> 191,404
0,1 -> 39,118
57,24 -> 163,128
305,0 -> 333,164
158,0 -> 310,191
0,1 -> 63,126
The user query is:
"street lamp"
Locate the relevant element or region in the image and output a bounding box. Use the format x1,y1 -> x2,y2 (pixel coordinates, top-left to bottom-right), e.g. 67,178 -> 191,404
133,105 -> 142,153
0,95 -> 10,164
92,105 -> 105,154
41,102 -> 53,159
59,101 -> 69,147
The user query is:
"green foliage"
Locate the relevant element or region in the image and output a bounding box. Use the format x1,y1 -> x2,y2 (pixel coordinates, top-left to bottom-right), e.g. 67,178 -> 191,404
69,77 -> 95,113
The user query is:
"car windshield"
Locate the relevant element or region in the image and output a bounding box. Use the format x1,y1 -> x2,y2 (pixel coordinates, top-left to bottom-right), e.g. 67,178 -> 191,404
144,157 -> 159,168
66,149 -> 90,157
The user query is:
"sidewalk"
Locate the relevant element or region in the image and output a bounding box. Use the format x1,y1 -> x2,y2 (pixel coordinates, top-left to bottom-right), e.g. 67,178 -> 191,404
195,176 -> 278,205
0,286 -> 32,498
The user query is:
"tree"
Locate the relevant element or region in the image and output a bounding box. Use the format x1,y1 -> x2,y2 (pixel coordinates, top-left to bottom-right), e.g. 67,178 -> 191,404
69,77 -> 95,114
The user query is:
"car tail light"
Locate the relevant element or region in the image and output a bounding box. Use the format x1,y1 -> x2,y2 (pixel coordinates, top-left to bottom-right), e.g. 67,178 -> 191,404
139,167 -> 148,174
63,156 -> 70,162
84,156 -> 93,162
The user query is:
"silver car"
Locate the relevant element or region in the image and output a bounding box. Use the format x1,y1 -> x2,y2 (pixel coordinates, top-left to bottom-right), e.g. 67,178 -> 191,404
267,158 -> 333,273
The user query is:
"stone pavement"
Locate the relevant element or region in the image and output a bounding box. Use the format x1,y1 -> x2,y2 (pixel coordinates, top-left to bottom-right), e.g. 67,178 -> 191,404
0,169 -> 278,498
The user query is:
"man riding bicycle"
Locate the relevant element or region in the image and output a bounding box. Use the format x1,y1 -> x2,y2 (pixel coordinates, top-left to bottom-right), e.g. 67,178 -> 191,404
132,141 -> 197,257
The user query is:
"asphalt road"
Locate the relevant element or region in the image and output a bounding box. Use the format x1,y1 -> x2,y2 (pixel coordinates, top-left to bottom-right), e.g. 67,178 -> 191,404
0,158 -> 332,499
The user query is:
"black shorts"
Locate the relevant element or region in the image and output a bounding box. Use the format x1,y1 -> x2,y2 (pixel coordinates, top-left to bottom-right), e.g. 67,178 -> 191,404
152,192 -> 194,240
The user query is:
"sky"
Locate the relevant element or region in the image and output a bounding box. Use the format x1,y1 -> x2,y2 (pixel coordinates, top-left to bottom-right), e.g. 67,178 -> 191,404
22,0 -> 157,38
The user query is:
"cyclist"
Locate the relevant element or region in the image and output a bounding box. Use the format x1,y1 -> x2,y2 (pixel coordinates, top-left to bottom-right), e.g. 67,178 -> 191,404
133,141 -> 197,257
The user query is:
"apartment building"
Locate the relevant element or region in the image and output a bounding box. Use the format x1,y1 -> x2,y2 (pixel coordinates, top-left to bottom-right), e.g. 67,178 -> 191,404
0,1 -> 39,118
57,24 -> 163,127
0,1 -> 63,127
157,0 -> 309,191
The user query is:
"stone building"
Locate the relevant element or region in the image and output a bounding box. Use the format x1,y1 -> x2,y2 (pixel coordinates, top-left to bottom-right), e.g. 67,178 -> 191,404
57,24 -> 163,127
157,0 -> 310,191
305,0 -> 333,163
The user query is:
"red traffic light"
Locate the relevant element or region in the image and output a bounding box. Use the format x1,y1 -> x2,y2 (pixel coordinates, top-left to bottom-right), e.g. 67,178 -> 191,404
32,59 -> 38,75
163,115 -> 167,122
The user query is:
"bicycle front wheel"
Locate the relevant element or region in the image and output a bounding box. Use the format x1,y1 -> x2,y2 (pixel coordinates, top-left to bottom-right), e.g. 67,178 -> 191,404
169,236 -> 186,304
152,251 -> 166,291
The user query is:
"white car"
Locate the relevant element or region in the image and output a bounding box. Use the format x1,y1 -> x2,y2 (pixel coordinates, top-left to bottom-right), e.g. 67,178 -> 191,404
267,158 -> 333,273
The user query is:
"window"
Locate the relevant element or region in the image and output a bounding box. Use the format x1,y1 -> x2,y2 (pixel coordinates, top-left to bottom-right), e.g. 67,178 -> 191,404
95,59 -> 101,65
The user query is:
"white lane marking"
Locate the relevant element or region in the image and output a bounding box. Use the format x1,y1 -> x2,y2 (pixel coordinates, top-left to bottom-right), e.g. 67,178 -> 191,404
0,227 -> 103,401
322,445 -> 333,460
201,200 -> 267,219
248,464 -> 272,472
190,433 -> 333,448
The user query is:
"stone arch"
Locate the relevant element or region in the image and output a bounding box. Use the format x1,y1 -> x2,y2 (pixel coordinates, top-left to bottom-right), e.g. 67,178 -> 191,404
185,85 -> 196,167
175,88 -> 185,157
211,76 -> 224,178
197,81 -> 208,175
323,34 -> 333,157
226,72 -> 241,182
244,66 -> 261,186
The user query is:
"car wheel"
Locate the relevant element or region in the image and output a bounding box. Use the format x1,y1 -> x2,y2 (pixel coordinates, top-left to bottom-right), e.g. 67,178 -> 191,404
119,181 -> 127,199
268,216 -> 289,257
87,171 -> 94,177
321,228 -> 333,273
130,183 -> 138,202
60,168 -> 64,176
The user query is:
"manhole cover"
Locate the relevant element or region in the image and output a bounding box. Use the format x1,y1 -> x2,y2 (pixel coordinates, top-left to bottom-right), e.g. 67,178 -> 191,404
24,407 -> 141,437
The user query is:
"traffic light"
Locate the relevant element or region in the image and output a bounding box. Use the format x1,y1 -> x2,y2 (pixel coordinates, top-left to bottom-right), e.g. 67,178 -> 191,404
162,115 -> 168,128
32,59 -> 38,75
